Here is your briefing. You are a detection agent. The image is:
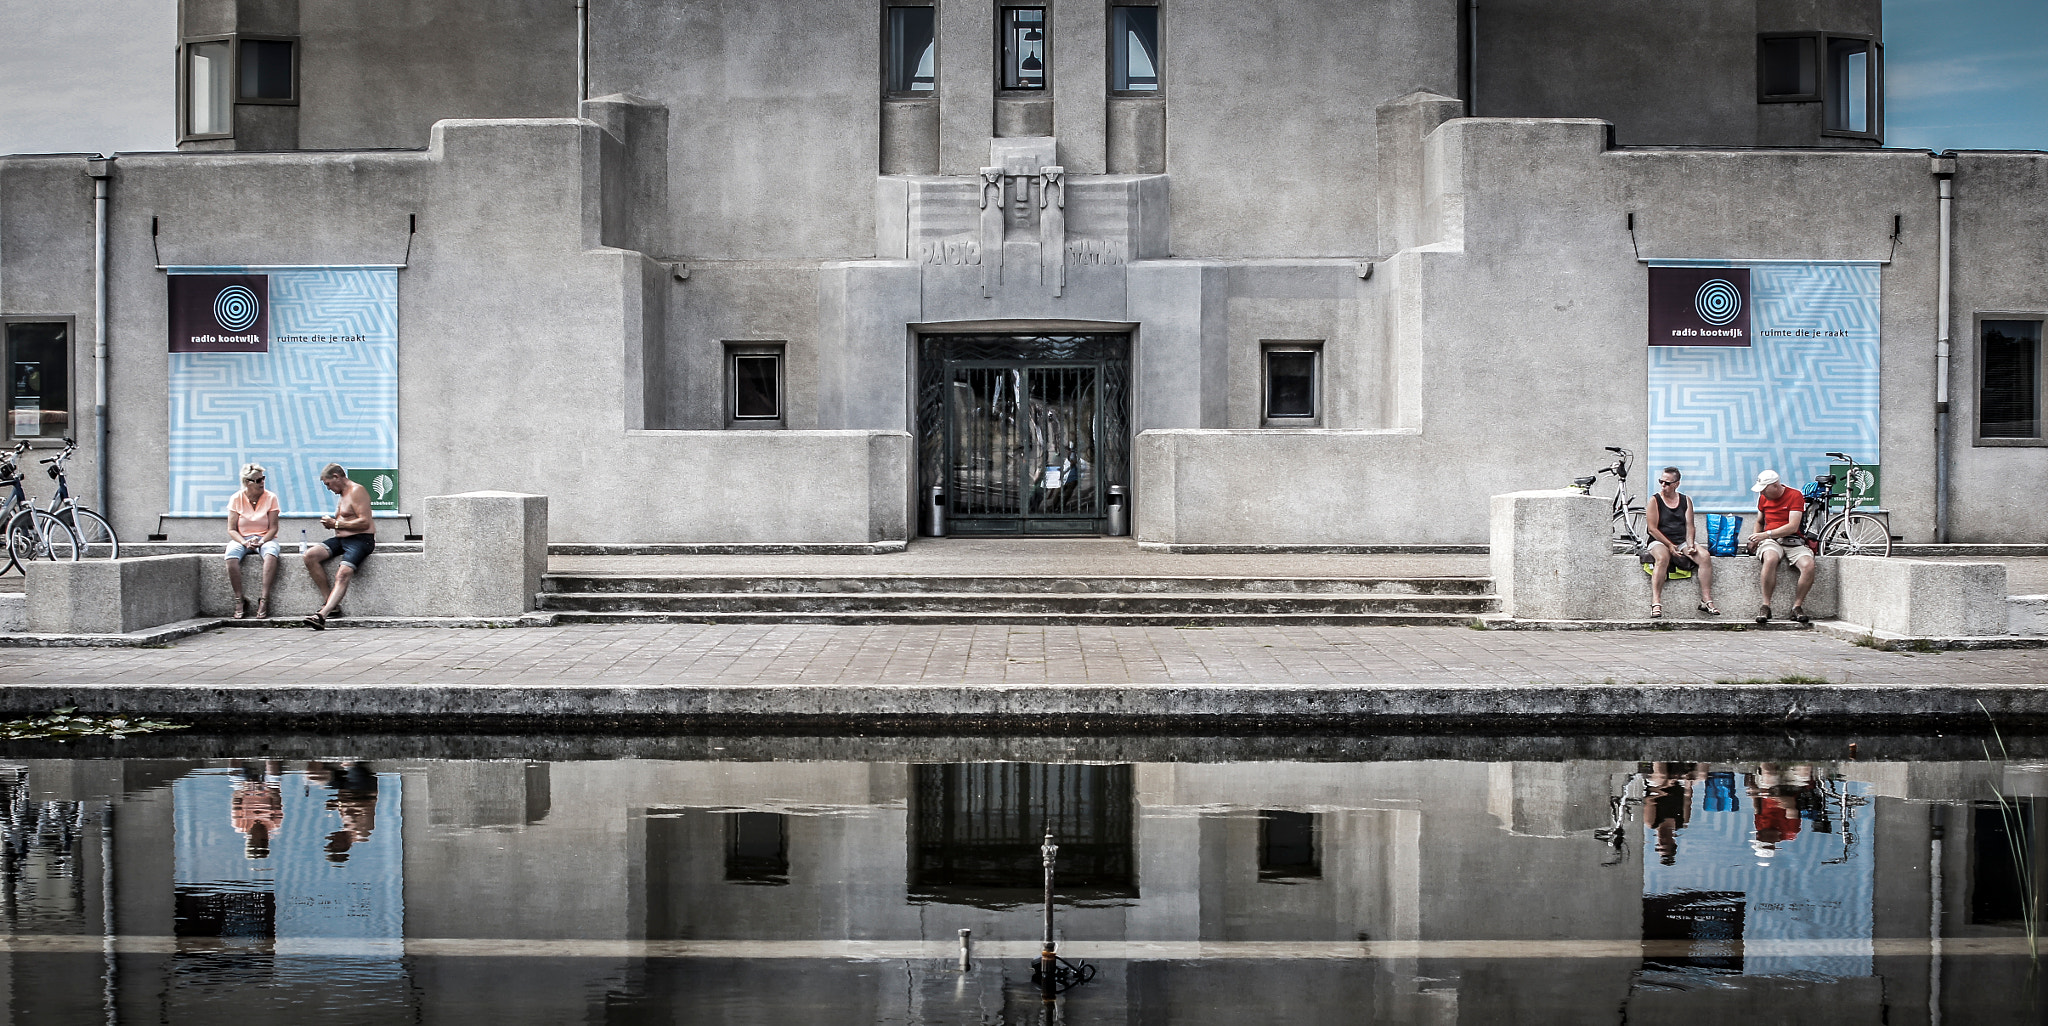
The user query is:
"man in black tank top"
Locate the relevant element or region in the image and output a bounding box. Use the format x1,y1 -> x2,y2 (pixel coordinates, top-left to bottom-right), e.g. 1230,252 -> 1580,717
1642,467 -> 1720,618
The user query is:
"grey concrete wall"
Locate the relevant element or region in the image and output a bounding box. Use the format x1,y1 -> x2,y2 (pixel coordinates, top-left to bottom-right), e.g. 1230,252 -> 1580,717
1836,556 -> 2010,636
1946,152 -> 2048,543
1163,0 -> 1459,258
295,0 -> 576,150
591,0 -> 878,260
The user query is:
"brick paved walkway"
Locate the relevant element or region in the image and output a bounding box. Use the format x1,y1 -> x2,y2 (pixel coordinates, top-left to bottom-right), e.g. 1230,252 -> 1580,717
2,623 -> 2041,690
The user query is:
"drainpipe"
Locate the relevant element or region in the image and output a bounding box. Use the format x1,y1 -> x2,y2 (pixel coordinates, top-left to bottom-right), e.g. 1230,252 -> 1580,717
86,156 -> 113,517
575,0 -> 588,106
1466,0 -> 1479,115
1933,154 -> 1955,543
1928,804 -> 1946,1025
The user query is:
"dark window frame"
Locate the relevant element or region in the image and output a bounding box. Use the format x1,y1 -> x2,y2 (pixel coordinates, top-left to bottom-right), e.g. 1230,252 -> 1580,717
1974,313 -> 2046,447
882,1 -> 939,98
234,35 -> 300,105
726,342 -> 786,428
1257,810 -> 1322,881
1821,33 -> 1881,141
3,317 -> 74,447
1107,0 -> 1162,97
1756,32 -> 1820,103
998,6 -> 1050,93
1261,341 -> 1323,427
178,34 -> 300,142
178,35 -> 237,140
723,811 -> 791,886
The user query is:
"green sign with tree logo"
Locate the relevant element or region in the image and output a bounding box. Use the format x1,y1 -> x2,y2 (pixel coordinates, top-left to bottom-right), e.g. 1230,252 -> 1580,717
1827,462 -> 1879,509
347,468 -> 401,512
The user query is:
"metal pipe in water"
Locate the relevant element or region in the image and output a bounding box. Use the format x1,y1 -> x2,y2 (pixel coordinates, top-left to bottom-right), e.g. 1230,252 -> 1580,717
1040,832 -> 1058,979
958,928 -> 972,970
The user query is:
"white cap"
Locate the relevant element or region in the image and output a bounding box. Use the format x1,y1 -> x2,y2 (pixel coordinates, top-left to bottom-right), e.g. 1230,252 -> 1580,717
1751,469 -> 1781,492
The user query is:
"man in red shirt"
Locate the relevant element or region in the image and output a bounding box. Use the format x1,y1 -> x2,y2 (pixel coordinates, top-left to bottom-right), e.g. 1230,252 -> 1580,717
1745,469 -> 1815,623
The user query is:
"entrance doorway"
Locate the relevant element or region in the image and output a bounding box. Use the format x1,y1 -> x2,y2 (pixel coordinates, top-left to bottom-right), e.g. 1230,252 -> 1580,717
917,333 -> 1131,536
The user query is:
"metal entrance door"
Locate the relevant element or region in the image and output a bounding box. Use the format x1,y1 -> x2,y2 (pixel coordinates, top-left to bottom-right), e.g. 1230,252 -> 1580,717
918,334 -> 1130,536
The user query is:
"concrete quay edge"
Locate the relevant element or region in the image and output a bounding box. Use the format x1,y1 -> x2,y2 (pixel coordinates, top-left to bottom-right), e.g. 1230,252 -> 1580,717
3,682 -> 2047,731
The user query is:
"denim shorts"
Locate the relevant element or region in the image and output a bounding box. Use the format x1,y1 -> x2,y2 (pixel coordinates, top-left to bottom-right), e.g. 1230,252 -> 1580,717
225,538 -> 281,560
315,534 -> 376,568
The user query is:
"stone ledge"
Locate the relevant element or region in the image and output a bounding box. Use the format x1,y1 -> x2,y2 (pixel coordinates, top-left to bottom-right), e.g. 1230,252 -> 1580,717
1810,620 -> 2048,652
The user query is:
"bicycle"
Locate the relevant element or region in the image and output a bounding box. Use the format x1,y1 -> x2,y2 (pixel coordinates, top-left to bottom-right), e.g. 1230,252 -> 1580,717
35,438 -> 118,560
1569,446 -> 1646,553
0,443 -> 80,575
1801,451 -> 1892,557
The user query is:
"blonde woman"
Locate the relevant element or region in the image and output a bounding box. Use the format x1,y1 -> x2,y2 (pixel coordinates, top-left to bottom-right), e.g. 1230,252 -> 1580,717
224,463 -> 281,618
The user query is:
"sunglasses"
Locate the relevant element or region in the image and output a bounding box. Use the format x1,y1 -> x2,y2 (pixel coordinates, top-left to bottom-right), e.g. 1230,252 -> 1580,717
246,476 -> 264,483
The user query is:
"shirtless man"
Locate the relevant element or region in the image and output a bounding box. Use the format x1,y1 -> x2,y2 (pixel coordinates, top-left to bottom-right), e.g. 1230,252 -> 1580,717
302,463 -> 374,629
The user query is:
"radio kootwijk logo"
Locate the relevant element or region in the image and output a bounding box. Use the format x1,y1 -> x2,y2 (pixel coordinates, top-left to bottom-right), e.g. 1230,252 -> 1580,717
169,274 -> 271,353
213,285 -> 261,332
1693,279 -> 1742,326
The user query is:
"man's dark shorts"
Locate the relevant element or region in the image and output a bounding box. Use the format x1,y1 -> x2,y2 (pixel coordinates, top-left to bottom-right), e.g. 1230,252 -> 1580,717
315,534 -> 375,568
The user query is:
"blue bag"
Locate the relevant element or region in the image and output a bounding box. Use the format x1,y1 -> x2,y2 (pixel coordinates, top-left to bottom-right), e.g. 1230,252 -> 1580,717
1705,514 -> 1743,557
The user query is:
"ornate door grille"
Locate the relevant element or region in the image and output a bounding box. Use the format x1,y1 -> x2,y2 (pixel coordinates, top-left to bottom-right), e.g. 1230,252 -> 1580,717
917,334 -> 1131,536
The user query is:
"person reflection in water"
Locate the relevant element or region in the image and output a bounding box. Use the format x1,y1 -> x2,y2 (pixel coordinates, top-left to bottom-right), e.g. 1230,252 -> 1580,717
1641,762 -> 1704,866
230,760 -> 285,859
309,761 -> 379,864
1746,763 -> 1810,861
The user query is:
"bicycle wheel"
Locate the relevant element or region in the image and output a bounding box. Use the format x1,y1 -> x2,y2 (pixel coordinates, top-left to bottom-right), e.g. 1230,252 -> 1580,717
57,507 -> 118,559
1821,512 -> 1892,557
1612,498 -> 1646,551
8,509 -> 79,563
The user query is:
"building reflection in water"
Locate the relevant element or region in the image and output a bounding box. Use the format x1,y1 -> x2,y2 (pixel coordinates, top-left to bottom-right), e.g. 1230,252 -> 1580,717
0,755 -> 2036,1024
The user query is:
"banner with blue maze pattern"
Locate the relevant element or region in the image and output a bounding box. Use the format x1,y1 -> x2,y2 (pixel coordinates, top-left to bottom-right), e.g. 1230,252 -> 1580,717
167,266 -> 398,516
1648,261 -> 1880,512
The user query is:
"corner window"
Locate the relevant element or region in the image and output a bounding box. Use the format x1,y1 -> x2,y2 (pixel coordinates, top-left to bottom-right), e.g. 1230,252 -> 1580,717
238,39 -> 296,102
1258,811 -> 1320,881
1110,4 -> 1160,93
5,322 -> 70,442
1826,37 -> 1876,134
885,5 -> 937,94
1000,7 -> 1047,91
1980,319 -> 2042,442
1263,342 -> 1321,425
1758,34 -> 1817,100
727,343 -> 784,426
186,39 -> 233,136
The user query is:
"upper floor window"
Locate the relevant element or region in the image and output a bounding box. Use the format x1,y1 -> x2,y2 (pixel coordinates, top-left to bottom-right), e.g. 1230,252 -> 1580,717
1980,319 -> 2042,442
1110,4 -> 1160,93
1000,7 -> 1047,90
1758,32 -> 1879,139
182,36 -> 298,139
1263,342 -> 1321,426
885,5 -> 937,94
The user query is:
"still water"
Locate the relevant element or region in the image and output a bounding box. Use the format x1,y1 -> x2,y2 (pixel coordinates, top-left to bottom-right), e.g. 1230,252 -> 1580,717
0,738 -> 2040,1024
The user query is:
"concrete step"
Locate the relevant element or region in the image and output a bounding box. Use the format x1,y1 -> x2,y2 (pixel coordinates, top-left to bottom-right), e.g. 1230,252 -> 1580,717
535,591 -> 1500,615
542,610 -> 1495,627
539,574 -> 1494,596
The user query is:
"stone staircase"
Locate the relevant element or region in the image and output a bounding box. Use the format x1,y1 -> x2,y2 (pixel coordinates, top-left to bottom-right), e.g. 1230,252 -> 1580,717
536,573 -> 1500,626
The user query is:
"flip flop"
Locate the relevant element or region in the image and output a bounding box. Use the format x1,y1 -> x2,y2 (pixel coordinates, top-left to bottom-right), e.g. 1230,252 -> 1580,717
231,600 -> 247,620
254,598 -> 269,619
306,611 -> 326,631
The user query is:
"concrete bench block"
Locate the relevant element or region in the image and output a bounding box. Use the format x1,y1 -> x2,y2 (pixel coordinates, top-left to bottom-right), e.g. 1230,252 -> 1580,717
1490,491 -> 1610,619
0,593 -> 25,632
197,551 -> 435,619
1838,557 -> 2009,637
1599,554 -> 1840,620
2012,596 -> 2048,637
423,491 -> 549,617
27,555 -> 200,634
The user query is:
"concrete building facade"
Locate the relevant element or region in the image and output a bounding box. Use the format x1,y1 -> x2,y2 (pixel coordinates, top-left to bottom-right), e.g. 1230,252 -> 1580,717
1,0 -> 2042,546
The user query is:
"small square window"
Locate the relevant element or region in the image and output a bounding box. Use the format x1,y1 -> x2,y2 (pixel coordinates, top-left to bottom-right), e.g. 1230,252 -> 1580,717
1001,7 -> 1048,91
239,39 -> 295,101
1263,343 -> 1320,424
725,812 -> 789,885
186,40 -> 233,136
1981,319 -> 2041,441
885,6 -> 937,93
1110,6 -> 1160,93
1758,35 -> 1816,99
728,344 -> 784,425
1258,811 -> 1320,881
5,322 -> 70,442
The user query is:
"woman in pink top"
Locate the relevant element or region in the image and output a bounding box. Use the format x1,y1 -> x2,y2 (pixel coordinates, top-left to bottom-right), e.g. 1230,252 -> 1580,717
225,463 -> 281,618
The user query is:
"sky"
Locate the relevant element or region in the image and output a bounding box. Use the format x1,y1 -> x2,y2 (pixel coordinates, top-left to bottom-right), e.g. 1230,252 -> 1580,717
0,0 -> 2042,156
